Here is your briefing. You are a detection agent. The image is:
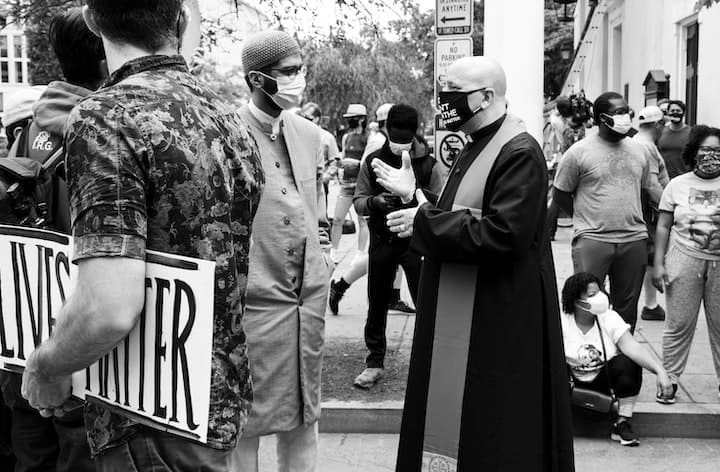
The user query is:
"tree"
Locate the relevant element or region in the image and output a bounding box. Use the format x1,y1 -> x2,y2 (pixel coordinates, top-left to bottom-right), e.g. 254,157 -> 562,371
543,0 -> 575,98
8,0 -> 81,85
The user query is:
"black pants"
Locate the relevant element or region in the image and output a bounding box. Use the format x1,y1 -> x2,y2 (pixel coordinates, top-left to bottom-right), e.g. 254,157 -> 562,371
572,238 -> 648,333
365,234 -> 422,368
0,372 -> 93,472
573,354 -> 643,398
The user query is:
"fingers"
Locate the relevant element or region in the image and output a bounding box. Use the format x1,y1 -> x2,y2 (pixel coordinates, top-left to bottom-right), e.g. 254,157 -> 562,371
376,178 -> 395,194
401,151 -> 411,169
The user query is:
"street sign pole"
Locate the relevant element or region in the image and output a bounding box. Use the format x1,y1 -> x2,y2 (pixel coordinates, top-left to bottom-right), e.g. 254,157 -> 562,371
433,0 -> 474,170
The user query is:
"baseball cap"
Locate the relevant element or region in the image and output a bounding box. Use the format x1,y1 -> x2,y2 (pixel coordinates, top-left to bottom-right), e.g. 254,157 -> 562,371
638,106 -> 664,125
343,104 -> 367,118
1,86 -> 46,128
375,103 -> 393,122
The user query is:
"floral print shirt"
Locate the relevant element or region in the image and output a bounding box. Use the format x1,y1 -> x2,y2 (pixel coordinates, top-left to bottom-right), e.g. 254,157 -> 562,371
64,55 -> 264,455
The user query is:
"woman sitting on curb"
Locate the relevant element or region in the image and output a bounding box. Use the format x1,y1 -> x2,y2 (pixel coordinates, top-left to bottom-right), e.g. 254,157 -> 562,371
561,272 -> 674,446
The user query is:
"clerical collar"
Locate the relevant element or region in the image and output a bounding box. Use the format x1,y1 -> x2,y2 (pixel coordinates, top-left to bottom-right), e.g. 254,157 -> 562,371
469,114 -> 506,142
248,100 -> 282,140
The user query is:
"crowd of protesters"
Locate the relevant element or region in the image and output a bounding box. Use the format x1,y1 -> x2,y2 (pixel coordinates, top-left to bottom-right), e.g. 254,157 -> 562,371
0,1 -> 718,471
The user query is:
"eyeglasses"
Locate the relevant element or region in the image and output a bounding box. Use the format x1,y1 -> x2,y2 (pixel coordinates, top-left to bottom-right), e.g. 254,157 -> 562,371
267,65 -> 306,79
698,146 -> 720,155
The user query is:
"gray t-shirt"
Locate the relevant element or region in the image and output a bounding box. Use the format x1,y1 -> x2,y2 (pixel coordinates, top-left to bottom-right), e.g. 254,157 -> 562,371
555,134 -> 652,243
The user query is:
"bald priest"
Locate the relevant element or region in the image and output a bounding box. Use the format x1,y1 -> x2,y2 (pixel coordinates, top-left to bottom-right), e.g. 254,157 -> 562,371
371,56 -> 575,472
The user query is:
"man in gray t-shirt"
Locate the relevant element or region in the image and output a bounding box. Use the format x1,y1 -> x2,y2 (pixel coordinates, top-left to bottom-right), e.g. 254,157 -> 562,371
554,92 -> 659,332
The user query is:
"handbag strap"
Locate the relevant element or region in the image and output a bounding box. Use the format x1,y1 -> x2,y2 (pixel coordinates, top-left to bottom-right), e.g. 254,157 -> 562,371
595,316 -> 617,400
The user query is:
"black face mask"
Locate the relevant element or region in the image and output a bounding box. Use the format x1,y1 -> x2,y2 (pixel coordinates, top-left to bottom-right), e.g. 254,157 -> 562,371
668,112 -> 684,123
438,88 -> 485,131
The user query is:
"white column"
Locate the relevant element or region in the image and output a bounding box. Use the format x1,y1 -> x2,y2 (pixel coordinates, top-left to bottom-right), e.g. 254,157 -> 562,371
483,0 -> 545,143
181,0 -> 202,63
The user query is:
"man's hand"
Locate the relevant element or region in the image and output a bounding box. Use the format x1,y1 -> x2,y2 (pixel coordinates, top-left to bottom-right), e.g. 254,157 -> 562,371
371,193 -> 401,213
387,206 -> 420,238
652,264 -> 669,293
21,349 -> 72,417
372,151 -> 416,202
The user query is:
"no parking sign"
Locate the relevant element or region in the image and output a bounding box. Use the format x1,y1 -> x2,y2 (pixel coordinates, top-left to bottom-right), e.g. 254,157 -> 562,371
434,114 -> 466,169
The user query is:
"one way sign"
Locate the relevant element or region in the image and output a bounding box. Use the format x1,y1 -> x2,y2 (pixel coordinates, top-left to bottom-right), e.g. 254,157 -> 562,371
436,0 -> 473,36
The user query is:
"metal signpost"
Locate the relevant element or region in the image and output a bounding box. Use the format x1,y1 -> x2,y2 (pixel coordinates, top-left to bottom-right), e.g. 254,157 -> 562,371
433,0 -> 473,167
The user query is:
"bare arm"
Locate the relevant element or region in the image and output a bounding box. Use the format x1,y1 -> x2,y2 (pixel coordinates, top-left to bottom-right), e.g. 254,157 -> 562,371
652,211 -> 674,293
35,256 -> 145,376
617,330 -> 673,398
21,256 -> 145,413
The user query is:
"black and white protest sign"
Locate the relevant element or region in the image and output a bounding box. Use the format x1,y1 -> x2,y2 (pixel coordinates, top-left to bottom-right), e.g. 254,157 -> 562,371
0,225 -> 215,443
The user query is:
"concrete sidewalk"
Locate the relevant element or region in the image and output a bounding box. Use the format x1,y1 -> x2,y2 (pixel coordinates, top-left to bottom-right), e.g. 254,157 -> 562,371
321,183 -> 720,437
256,434 -> 720,472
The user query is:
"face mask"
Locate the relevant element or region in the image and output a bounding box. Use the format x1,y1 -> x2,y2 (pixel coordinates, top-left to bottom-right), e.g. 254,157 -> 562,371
601,113 -> 632,136
695,152 -> 720,179
668,112 -> 684,123
576,291 -> 609,316
258,72 -> 306,110
388,140 -> 412,156
438,89 -> 485,132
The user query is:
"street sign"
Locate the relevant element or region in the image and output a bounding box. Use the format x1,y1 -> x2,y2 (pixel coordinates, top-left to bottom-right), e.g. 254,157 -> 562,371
434,114 -> 466,169
434,37 -> 473,107
436,0 -> 473,36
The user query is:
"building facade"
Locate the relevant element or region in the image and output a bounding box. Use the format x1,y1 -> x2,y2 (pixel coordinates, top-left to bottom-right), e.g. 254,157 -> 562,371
564,0 -> 720,126
0,9 -> 30,117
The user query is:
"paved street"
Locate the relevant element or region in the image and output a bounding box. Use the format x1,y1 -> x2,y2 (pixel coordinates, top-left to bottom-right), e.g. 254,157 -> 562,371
256,433 -> 720,472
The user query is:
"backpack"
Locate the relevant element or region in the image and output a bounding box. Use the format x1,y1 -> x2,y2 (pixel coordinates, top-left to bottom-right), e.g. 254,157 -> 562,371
0,121 -> 70,232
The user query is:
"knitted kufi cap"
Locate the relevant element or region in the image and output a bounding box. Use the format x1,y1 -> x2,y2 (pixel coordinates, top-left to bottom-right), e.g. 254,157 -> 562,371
242,30 -> 301,73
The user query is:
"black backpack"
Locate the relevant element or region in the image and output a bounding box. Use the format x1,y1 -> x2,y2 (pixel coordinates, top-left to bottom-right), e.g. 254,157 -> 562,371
0,121 -> 70,232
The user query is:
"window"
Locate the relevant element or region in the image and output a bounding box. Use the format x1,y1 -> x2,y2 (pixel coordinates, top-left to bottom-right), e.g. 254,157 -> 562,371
15,61 -> 23,83
0,33 -> 28,84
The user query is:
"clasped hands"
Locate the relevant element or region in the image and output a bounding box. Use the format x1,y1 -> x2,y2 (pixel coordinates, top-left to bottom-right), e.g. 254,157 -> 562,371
371,151 -> 427,238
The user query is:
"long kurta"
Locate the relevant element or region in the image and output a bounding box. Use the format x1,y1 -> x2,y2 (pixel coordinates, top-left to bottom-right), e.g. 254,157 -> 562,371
239,106 -> 332,437
396,117 -> 575,471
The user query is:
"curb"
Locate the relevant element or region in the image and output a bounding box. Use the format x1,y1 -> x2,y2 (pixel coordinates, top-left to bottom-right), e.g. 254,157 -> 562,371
318,401 -> 720,438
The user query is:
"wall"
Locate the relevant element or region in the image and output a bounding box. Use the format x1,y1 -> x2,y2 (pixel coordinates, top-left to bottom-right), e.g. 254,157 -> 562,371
696,5 -> 720,125
568,0 -> 720,127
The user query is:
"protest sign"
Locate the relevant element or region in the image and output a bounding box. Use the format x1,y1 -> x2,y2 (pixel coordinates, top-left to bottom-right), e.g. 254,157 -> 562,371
0,225 -> 216,443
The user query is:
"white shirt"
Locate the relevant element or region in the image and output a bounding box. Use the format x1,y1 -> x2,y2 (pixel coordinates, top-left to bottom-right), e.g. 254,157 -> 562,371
561,309 -> 630,382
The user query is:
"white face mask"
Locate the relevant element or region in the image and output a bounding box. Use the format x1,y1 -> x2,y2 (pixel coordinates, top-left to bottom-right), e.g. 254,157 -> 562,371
388,140 -> 412,156
259,72 -> 306,110
576,291 -> 610,316
602,113 -> 632,136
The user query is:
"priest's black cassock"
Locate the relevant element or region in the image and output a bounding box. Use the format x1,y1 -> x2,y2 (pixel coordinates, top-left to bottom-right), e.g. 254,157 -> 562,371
396,115 -> 575,472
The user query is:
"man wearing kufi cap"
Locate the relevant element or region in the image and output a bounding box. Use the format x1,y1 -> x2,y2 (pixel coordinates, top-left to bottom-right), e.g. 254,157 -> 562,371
235,30 -> 331,471
634,105 -> 670,322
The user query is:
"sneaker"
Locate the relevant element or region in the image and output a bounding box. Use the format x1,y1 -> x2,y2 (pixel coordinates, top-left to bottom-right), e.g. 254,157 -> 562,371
389,300 -> 416,314
353,367 -> 385,389
611,420 -> 640,447
656,383 -> 678,405
328,280 -> 345,316
641,305 -> 666,321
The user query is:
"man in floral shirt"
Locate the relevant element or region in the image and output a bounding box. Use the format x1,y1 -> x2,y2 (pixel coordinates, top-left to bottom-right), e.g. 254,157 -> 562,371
20,1 -> 264,470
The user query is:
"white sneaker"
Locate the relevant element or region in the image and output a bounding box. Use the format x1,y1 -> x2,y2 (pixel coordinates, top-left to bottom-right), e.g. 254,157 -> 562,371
353,368 -> 384,389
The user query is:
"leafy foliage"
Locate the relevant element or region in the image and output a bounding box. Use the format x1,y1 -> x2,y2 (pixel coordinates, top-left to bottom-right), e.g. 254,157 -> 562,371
7,0 -> 81,85
544,0 -> 575,98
